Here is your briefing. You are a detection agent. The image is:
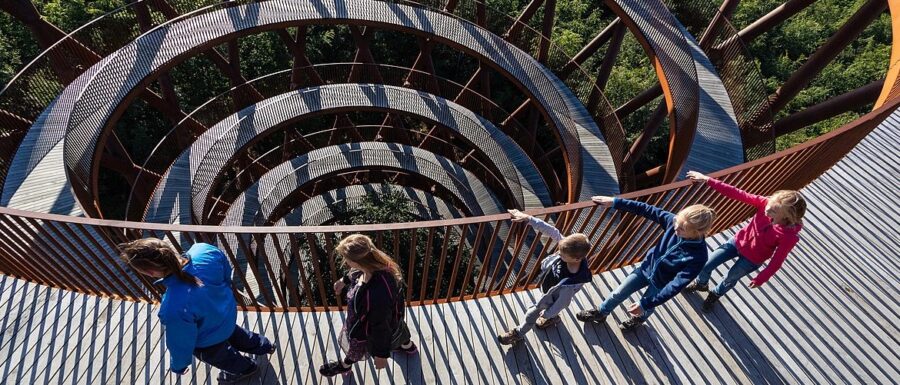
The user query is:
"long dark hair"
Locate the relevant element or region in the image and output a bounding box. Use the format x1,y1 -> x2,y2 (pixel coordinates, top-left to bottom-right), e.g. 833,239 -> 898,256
118,238 -> 202,286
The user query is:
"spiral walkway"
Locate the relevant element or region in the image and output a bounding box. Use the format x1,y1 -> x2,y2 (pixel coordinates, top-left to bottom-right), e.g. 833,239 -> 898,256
1,111 -> 896,384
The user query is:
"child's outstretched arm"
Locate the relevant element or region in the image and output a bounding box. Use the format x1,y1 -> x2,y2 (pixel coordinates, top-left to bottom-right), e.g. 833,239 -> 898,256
593,196 -> 673,227
687,171 -> 767,208
750,236 -> 799,287
509,209 -> 563,241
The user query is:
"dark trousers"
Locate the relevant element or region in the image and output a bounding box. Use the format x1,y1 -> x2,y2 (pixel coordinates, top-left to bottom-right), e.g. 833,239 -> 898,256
193,325 -> 273,374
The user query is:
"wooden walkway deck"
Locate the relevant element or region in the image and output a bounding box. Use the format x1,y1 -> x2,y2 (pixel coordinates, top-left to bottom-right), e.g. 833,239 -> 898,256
2,98 -> 897,385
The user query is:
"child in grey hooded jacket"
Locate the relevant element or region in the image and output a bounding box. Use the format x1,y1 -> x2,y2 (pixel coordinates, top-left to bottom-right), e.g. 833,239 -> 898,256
498,209 -> 593,345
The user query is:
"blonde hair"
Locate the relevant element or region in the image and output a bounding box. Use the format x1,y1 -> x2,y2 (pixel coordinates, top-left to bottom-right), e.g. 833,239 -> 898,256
770,190 -> 806,225
118,238 -> 202,286
558,233 -> 590,260
336,234 -> 402,282
676,204 -> 716,236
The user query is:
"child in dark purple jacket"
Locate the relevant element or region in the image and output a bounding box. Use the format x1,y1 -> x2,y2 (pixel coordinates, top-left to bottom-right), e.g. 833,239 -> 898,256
577,196 -> 715,330
319,234 -> 417,377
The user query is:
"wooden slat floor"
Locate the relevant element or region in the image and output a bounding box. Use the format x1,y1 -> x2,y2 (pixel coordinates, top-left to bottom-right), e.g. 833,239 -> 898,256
1,110 -> 898,385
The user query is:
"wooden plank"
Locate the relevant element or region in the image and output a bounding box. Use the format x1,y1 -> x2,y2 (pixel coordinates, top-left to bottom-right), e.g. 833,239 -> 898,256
0,280 -> 47,380
476,294 -> 519,385
499,290 -> 551,385
596,268 -> 674,384
419,302 -> 450,385
52,296 -> 126,384
99,301 -> 162,385
72,300 -> 142,385
566,281 -> 633,384
436,301 -> 484,385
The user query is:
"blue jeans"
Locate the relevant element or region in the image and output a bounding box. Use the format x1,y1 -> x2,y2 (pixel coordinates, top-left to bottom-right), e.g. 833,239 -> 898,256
695,239 -> 762,296
598,270 -> 659,320
194,325 -> 273,374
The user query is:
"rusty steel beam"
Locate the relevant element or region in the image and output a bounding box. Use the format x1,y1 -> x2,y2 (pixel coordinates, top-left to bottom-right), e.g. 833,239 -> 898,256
769,79 -> 884,139
698,0 -> 742,50
537,0 -> 557,63
561,19 -> 623,79
587,23 -> 626,112
768,0 -> 887,114
735,0 -> 816,44
0,109 -> 32,134
0,0 -> 96,82
505,0 -> 545,41
147,0 -> 264,102
277,27 -> 325,87
616,84 -> 663,119
622,101 -> 666,171
0,0 -> 209,178
134,2 -> 188,145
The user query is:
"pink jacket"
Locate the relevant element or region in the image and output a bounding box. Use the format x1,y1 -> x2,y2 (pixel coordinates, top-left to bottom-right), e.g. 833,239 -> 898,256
708,178 -> 802,285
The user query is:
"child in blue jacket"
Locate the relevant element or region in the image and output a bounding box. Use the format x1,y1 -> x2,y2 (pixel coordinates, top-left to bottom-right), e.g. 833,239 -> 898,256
577,197 -> 715,330
119,239 -> 274,384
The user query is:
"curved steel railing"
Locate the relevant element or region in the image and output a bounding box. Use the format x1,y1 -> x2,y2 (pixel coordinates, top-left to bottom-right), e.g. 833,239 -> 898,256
0,94 -> 893,310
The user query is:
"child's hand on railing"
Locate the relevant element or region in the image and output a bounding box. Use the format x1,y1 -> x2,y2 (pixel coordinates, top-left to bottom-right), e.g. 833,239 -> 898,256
686,170 -> 709,183
508,209 -> 531,222
591,196 -> 614,206
333,279 -> 346,294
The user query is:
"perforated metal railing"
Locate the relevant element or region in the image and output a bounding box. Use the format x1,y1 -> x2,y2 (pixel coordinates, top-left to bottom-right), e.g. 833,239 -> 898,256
0,94 -> 893,310
1,0 -> 625,216
124,64 -> 566,221
666,0 -> 777,161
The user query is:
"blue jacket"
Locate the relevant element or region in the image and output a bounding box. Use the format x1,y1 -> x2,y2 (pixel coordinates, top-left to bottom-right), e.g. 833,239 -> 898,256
613,198 -> 708,311
156,243 -> 236,372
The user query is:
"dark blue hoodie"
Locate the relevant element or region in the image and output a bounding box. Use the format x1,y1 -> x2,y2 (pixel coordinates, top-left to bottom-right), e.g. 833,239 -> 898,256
613,198 -> 708,311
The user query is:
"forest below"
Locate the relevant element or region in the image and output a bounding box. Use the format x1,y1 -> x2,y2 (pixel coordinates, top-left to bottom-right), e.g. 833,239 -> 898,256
0,0 -> 890,218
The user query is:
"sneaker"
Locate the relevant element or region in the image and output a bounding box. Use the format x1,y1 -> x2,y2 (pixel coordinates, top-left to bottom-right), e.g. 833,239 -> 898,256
536,316 -> 561,330
394,341 -> 418,355
319,360 -> 352,377
684,281 -> 709,292
619,316 -> 645,331
702,292 -> 720,312
218,361 -> 259,384
497,329 -> 524,345
576,309 -> 607,324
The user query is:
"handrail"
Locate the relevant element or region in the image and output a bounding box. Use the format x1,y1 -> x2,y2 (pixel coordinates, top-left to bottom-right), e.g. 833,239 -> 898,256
0,94 -> 894,310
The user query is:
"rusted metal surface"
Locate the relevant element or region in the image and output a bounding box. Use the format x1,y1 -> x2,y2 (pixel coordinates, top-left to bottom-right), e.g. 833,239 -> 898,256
0,94 -> 893,309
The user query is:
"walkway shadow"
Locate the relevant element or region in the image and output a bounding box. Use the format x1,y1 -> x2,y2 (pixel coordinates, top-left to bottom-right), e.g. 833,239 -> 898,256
683,292 -> 787,385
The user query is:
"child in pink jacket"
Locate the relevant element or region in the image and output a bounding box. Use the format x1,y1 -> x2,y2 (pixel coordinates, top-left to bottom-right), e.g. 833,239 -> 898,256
683,171 -> 807,311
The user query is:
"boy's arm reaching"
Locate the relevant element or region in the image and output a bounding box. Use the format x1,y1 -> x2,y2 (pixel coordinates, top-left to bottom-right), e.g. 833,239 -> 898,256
527,216 -> 564,242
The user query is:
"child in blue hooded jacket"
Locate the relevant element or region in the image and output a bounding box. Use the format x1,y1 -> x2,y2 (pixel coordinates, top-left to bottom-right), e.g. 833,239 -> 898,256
119,239 -> 274,384
577,196 -> 715,330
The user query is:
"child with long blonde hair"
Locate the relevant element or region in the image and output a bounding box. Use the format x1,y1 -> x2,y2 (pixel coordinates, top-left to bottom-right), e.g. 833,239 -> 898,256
684,171 -> 806,311
119,239 -> 274,384
319,234 -> 417,377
